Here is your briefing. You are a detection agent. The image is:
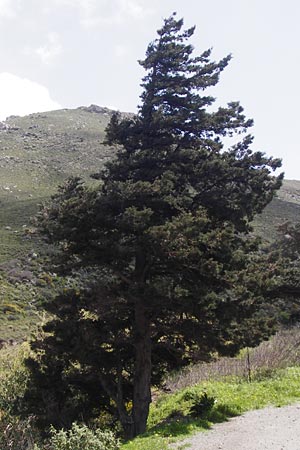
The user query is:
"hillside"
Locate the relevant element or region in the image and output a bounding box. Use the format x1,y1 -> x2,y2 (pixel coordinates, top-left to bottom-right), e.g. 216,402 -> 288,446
0,105 -> 116,263
0,106 -> 117,340
253,181 -> 300,241
0,106 -> 300,341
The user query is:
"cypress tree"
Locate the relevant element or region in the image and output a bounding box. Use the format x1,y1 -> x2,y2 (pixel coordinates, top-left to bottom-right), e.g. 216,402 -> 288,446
26,14 -> 283,438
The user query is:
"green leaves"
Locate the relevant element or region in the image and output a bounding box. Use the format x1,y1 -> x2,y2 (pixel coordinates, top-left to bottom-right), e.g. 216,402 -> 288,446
47,423 -> 120,450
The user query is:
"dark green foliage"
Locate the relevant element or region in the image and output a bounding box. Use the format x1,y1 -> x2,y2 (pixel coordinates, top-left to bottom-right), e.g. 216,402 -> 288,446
263,222 -> 300,324
25,14 -> 282,438
188,392 -> 216,418
24,289 -> 118,430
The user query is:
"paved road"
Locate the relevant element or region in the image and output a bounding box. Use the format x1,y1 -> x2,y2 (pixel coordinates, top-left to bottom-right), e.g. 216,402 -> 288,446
174,404 -> 300,450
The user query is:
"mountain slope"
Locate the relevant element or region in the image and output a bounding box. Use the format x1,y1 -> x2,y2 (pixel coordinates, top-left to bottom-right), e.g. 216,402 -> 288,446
0,105 -> 115,262
254,186 -> 300,242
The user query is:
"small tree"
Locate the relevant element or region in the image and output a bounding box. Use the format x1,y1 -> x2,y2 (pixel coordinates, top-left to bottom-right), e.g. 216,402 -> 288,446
26,14 -> 282,438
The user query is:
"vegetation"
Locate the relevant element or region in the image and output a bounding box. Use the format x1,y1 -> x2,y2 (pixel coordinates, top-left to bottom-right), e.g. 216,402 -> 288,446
121,327 -> 300,449
0,344 -> 42,450
165,327 -> 300,391
0,97 -> 299,342
0,107 -> 112,261
120,366 -> 300,450
0,107 -> 115,341
37,424 -> 120,450
1,11 -> 300,450
1,329 -> 300,449
255,221 -> 300,326
22,13 -> 285,439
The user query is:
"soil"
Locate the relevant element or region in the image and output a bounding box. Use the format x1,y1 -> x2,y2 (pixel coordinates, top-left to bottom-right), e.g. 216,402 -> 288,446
174,404 -> 300,450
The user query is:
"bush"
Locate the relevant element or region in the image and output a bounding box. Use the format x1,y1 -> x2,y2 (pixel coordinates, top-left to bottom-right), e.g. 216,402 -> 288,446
44,423 -> 120,450
188,392 -> 215,418
0,345 -> 41,449
0,413 -> 39,450
0,344 -> 30,414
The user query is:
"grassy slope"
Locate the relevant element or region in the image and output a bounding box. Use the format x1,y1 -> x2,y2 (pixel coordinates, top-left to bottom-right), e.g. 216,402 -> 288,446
0,106 -> 300,340
121,367 -> 300,450
122,328 -> 300,449
1,337 -> 300,449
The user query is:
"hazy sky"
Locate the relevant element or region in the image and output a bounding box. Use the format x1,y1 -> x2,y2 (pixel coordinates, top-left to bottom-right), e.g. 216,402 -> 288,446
0,0 -> 299,179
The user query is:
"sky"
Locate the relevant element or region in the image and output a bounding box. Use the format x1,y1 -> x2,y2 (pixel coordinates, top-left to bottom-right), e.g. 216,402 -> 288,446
0,0 -> 299,179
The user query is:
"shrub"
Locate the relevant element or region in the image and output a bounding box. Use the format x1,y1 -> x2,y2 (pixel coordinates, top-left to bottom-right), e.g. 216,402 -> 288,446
0,413 -> 39,450
188,392 -> 215,418
0,345 -> 41,449
0,344 -> 30,415
45,423 -> 120,450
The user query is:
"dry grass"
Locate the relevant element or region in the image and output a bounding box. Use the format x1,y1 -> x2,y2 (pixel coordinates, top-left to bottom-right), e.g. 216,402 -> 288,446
165,327 -> 300,391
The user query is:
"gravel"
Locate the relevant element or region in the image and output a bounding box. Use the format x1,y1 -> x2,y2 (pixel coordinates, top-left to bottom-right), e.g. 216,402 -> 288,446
173,404 -> 300,450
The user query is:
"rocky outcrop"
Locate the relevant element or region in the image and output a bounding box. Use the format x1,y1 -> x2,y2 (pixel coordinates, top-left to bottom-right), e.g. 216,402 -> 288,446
78,104 -> 114,115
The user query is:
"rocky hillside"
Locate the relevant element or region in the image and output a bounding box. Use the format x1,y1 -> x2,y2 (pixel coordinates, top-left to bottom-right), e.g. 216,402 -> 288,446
0,105 -> 115,263
0,105 -> 299,341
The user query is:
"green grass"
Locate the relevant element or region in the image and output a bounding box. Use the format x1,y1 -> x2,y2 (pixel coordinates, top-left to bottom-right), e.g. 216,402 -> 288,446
1,347 -> 300,450
121,366 -> 300,450
0,273 -> 42,340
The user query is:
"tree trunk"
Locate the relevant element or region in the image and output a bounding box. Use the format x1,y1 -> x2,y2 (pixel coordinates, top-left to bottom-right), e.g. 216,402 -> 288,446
99,371 -> 134,440
132,298 -> 152,437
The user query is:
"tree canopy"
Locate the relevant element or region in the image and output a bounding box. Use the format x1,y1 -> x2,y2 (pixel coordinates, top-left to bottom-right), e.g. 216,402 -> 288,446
25,14 -> 283,438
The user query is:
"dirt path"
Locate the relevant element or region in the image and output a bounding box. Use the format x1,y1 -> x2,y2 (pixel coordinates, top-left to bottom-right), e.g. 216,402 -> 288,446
174,404 -> 300,450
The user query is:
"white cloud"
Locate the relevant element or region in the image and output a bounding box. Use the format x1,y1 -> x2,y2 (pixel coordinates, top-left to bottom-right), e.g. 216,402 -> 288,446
114,44 -> 130,58
0,0 -> 17,18
0,73 -> 61,121
24,32 -> 63,65
35,32 -> 63,65
120,0 -> 145,19
53,0 -> 153,27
